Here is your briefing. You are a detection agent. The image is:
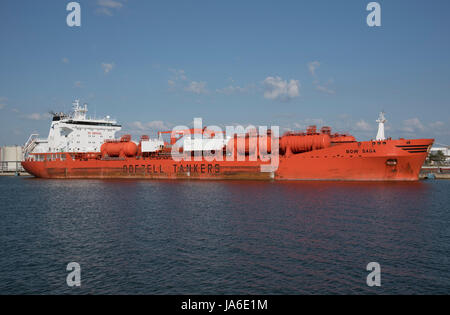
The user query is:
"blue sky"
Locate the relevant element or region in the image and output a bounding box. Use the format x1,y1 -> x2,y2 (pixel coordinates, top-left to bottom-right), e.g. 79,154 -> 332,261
0,0 -> 449,146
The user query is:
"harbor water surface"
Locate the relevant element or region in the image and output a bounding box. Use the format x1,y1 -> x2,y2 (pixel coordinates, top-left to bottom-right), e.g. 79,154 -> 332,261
0,177 -> 449,294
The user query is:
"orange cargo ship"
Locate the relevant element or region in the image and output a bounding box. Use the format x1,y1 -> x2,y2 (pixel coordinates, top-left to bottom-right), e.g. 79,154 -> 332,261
21,102 -> 433,181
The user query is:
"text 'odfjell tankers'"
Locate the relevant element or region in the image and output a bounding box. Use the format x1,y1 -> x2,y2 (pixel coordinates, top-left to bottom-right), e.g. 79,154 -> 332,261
22,100 -> 434,181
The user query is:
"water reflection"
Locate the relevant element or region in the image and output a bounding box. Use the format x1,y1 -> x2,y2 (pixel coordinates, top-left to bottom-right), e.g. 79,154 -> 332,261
0,178 -> 448,294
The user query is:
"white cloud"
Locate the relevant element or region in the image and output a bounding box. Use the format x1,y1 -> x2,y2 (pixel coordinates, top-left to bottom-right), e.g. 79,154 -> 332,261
263,76 -> 300,101
97,7 -> 114,16
96,0 -> 124,16
168,69 -> 209,95
308,61 -> 320,77
169,69 -> 187,81
168,69 -> 212,95
101,62 -> 115,74
147,121 -> 169,130
129,121 -> 146,130
400,118 -> 426,133
315,84 -> 335,95
308,61 -> 336,95
130,121 -> 170,131
355,119 -> 373,131
185,81 -> 208,94
429,121 -> 445,129
98,0 -> 123,8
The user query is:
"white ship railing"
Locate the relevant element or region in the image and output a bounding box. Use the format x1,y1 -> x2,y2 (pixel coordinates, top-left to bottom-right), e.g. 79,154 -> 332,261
23,134 -> 40,158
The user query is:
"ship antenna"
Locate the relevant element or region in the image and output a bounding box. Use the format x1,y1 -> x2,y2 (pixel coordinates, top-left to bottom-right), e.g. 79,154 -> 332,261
376,111 -> 387,141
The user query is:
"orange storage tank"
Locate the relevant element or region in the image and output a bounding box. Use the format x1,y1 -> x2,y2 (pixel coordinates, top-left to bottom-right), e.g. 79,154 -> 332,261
122,141 -> 138,157
331,135 -> 356,143
101,142 -> 117,157
101,141 -> 138,158
280,134 -> 331,154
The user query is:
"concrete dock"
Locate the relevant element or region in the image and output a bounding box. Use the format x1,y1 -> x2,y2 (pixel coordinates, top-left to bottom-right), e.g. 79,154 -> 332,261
420,166 -> 450,180
0,172 -> 31,177
420,173 -> 450,180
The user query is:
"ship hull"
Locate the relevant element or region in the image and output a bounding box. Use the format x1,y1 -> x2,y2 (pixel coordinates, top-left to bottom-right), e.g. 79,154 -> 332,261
22,139 -> 433,181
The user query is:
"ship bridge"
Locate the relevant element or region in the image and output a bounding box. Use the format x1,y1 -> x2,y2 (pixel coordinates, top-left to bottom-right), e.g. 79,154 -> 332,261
24,99 -> 121,156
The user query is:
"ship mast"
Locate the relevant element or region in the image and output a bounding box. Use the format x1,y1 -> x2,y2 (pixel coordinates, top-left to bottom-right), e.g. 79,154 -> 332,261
376,112 -> 387,141
72,99 -> 88,120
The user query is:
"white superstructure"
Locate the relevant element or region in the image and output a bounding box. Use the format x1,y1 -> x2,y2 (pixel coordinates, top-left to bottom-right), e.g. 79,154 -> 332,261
24,100 -> 121,157
376,112 -> 387,141
141,138 -> 165,153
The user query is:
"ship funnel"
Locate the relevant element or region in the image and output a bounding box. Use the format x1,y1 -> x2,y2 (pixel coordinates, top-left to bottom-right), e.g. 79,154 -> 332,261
376,112 -> 387,141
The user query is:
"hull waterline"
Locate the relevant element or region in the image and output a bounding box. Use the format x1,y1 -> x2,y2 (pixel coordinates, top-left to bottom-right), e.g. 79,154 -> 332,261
22,138 -> 433,181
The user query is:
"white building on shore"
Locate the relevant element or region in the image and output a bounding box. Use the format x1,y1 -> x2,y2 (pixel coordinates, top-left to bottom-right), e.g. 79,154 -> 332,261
429,145 -> 450,163
0,145 -> 24,172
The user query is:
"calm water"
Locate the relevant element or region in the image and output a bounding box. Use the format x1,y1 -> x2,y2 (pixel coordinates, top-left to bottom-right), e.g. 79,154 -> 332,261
0,176 -> 449,295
